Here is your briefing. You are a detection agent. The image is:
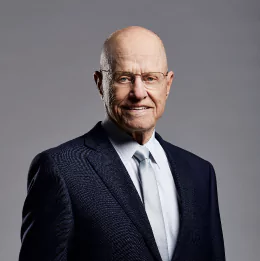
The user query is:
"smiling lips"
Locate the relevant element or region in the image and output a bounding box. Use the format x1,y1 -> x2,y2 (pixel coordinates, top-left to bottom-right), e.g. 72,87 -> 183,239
123,106 -> 151,110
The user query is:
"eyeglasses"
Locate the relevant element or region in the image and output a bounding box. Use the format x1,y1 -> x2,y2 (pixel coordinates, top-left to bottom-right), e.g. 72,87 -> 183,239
100,70 -> 168,88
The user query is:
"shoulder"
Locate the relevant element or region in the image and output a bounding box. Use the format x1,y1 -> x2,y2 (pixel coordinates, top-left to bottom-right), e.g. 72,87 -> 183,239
158,138 -> 217,188
156,133 -> 212,173
165,140 -> 209,165
27,122 -> 104,183
26,133 -> 90,190
30,133 -> 87,172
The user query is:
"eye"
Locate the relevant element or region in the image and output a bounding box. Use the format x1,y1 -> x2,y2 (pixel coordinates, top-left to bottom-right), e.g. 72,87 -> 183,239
143,74 -> 158,83
113,72 -> 133,84
118,76 -> 131,83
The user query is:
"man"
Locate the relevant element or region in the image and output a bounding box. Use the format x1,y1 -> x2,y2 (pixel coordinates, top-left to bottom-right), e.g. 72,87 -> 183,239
19,26 -> 225,261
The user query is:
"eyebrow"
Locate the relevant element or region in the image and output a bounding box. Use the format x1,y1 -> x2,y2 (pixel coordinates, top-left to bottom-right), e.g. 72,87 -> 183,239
112,71 -> 165,74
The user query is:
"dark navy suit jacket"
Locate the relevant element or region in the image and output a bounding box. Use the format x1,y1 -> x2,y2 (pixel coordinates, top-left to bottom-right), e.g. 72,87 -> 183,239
19,122 -> 225,261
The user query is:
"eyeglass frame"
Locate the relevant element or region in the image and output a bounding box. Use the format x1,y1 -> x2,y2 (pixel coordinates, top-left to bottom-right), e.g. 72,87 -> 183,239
99,69 -> 169,86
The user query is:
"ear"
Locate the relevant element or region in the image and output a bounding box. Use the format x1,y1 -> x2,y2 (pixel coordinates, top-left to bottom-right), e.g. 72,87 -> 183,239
94,71 -> 103,97
166,71 -> 174,98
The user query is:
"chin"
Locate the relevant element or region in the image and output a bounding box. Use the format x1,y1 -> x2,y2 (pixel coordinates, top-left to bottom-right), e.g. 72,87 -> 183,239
121,118 -> 155,133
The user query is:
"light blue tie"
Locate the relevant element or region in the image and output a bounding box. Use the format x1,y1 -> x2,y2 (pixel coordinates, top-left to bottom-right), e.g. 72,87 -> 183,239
134,146 -> 169,261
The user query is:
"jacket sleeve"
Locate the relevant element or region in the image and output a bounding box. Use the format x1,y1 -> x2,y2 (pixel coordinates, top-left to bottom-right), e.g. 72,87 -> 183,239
208,162 -> 226,261
19,153 -> 74,261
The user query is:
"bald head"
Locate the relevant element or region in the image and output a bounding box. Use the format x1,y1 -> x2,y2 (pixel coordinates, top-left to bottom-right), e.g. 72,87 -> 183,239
100,26 -> 168,72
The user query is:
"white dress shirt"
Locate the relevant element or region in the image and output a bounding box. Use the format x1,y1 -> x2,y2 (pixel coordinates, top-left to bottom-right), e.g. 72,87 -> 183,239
102,118 -> 179,260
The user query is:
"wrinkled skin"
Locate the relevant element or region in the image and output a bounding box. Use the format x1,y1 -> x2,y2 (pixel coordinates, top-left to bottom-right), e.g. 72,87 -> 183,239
94,26 -> 174,144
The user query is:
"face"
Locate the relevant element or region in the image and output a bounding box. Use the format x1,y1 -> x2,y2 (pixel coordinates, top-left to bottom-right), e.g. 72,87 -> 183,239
95,33 -> 174,135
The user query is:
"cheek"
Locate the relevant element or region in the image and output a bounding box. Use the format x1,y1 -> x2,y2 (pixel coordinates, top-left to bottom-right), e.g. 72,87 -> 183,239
104,86 -> 128,109
154,100 -> 166,118
149,90 -> 167,115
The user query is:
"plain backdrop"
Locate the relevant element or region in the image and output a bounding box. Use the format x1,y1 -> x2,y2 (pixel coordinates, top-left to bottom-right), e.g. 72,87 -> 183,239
0,0 -> 259,260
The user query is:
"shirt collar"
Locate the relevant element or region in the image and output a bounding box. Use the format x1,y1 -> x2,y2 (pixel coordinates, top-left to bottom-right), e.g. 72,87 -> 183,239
102,117 -> 160,167
144,132 -> 161,169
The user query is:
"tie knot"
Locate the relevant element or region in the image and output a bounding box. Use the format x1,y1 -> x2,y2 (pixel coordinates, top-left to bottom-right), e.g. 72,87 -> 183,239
133,146 -> 150,162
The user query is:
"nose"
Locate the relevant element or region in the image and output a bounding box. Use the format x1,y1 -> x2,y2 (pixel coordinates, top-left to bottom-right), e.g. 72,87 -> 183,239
129,75 -> 147,100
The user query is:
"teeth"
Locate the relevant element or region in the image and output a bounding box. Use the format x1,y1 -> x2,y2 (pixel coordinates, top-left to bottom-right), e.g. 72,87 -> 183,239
128,107 -> 147,110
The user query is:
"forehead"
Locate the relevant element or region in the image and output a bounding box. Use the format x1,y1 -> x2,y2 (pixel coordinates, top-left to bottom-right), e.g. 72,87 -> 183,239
112,54 -> 165,72
107,33 -> 166,72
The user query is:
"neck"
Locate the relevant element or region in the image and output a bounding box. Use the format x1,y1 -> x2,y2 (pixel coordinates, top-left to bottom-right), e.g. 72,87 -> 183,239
107,116 -> 154,145
130,129 -> 154,145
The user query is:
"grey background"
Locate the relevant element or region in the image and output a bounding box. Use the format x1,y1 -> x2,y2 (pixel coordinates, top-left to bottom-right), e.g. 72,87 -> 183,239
0,0 -> 259,260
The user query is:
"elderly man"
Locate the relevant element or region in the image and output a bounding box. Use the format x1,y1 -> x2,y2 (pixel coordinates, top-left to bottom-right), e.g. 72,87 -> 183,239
19,26 -> 225,261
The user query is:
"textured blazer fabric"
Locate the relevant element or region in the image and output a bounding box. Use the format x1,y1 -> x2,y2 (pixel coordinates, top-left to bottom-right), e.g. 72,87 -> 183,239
19,122 -> 225,261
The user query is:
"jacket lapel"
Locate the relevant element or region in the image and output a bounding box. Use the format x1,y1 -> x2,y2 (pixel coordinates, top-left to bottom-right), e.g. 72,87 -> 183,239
156,133 -> 196,261
84,123 -> 163,261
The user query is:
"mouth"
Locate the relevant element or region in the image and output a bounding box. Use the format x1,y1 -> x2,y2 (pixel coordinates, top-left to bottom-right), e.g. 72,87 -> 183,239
122,106 -> 150,110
